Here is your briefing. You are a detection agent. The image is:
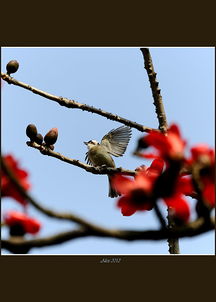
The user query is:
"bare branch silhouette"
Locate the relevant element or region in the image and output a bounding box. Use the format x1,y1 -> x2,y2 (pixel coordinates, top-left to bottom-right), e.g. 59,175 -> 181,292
140,48 -> 168,133
1,154 -> 215,254
2,217 -> 214,253
1,156 -> 131,230
1,72 -> 156,133
140,48 -> 179,254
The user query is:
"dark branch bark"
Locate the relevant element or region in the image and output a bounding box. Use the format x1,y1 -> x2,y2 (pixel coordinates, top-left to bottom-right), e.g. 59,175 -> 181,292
1,72 -> 155,133
154,203 -> 167,228
167,208 -> 180,254
140,48 -> 180,254
1,156 -> 127,230
2,153 -> 215,255
140,48 -> 168,133
2,217 -> 214,253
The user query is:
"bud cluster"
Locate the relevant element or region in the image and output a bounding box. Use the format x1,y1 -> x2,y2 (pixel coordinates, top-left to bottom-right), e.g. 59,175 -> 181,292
26,124 -> 58,150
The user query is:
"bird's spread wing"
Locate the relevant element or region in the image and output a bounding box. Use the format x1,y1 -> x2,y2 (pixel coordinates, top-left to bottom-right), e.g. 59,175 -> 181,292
100,126 -> 132,157
85,152 -> 93,165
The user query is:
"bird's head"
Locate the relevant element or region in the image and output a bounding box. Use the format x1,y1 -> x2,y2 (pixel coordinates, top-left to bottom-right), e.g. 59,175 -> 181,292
84,140 -> 99,149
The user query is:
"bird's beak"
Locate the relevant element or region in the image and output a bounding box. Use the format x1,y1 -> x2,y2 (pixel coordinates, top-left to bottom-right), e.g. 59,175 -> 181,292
84,141 -> 88,145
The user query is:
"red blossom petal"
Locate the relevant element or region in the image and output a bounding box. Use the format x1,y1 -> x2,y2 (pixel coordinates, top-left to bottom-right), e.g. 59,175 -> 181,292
138,153 -> 159,159
121,207 -> 137,216
143,124 -> 186,160
147,158 -> 164,174
137,202 -> 154,211
145,131 -> 168,153
112,175 -> 135,194
1,154 -> 31,205
17,169 -> 29,178
4,211 -> 25,224
4,211 -> 41,234
134,172 -> 153,191
164,195 -> 190,222
176,176 -> 194,195
202,183 -> 215,208
168,124 -> 181,136
117,196 -> 137,216
1,175 -> 9,187
24,218 -> 41,234
191,144 -> 213,160
3,186 -> 28,206
167,133 -> 186,157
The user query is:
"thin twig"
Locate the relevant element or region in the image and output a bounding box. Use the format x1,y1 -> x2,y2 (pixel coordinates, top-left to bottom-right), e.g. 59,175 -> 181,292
26,141 -> 136,176
140,48 -> 168,133
2,217 -> 215,253
154,203 -> 167,228
1,72 -> 156,133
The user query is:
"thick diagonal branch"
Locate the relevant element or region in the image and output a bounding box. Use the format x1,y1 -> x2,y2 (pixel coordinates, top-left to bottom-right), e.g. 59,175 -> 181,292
1,72 -> 155,133
2,217 -> 214,253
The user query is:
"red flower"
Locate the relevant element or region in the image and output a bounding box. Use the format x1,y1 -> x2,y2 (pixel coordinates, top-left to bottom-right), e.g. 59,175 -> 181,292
112,159 -> 164,216
190,144 -> 214,164
189,145 -> 215,208
140,124 -> 186,161
112,158 -> 191,222
175,176 -> 194,196
202,182 -> 215,208
1,154 -> 31,206
161,175 -> 193,223
164,195 -> 190,223
4,211 -> 41,235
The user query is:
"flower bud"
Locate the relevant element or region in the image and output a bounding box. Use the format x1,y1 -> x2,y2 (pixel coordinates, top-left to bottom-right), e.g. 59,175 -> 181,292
35,133 -> 43,145
4,211 -> 41,235
6,60 -> 19,75
44,128 -> 58,146
26,124 -> 38,141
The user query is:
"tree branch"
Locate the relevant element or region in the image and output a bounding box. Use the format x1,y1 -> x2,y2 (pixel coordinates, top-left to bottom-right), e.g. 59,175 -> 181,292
167,209 -> 180,254
153,203 -> 167,228
1,228 -> 90,254
2,155 -> 215,254
140,48 -> 168,133
140,48 -> 180,254
1,156 -> 132,231
26,141 -> 136,176
1,72 -> 156,133
2,217 -> 215,253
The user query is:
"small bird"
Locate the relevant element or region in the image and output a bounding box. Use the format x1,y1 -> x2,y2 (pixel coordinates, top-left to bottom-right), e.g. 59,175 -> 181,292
84,125 -> 132,197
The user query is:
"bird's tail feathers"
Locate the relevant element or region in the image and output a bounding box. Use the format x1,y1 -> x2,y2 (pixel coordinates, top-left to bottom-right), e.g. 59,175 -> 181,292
108,175 -> 121,198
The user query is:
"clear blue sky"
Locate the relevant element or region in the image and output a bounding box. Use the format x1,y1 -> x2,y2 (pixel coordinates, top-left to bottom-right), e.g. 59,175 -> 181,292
1,47 -> 215,255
